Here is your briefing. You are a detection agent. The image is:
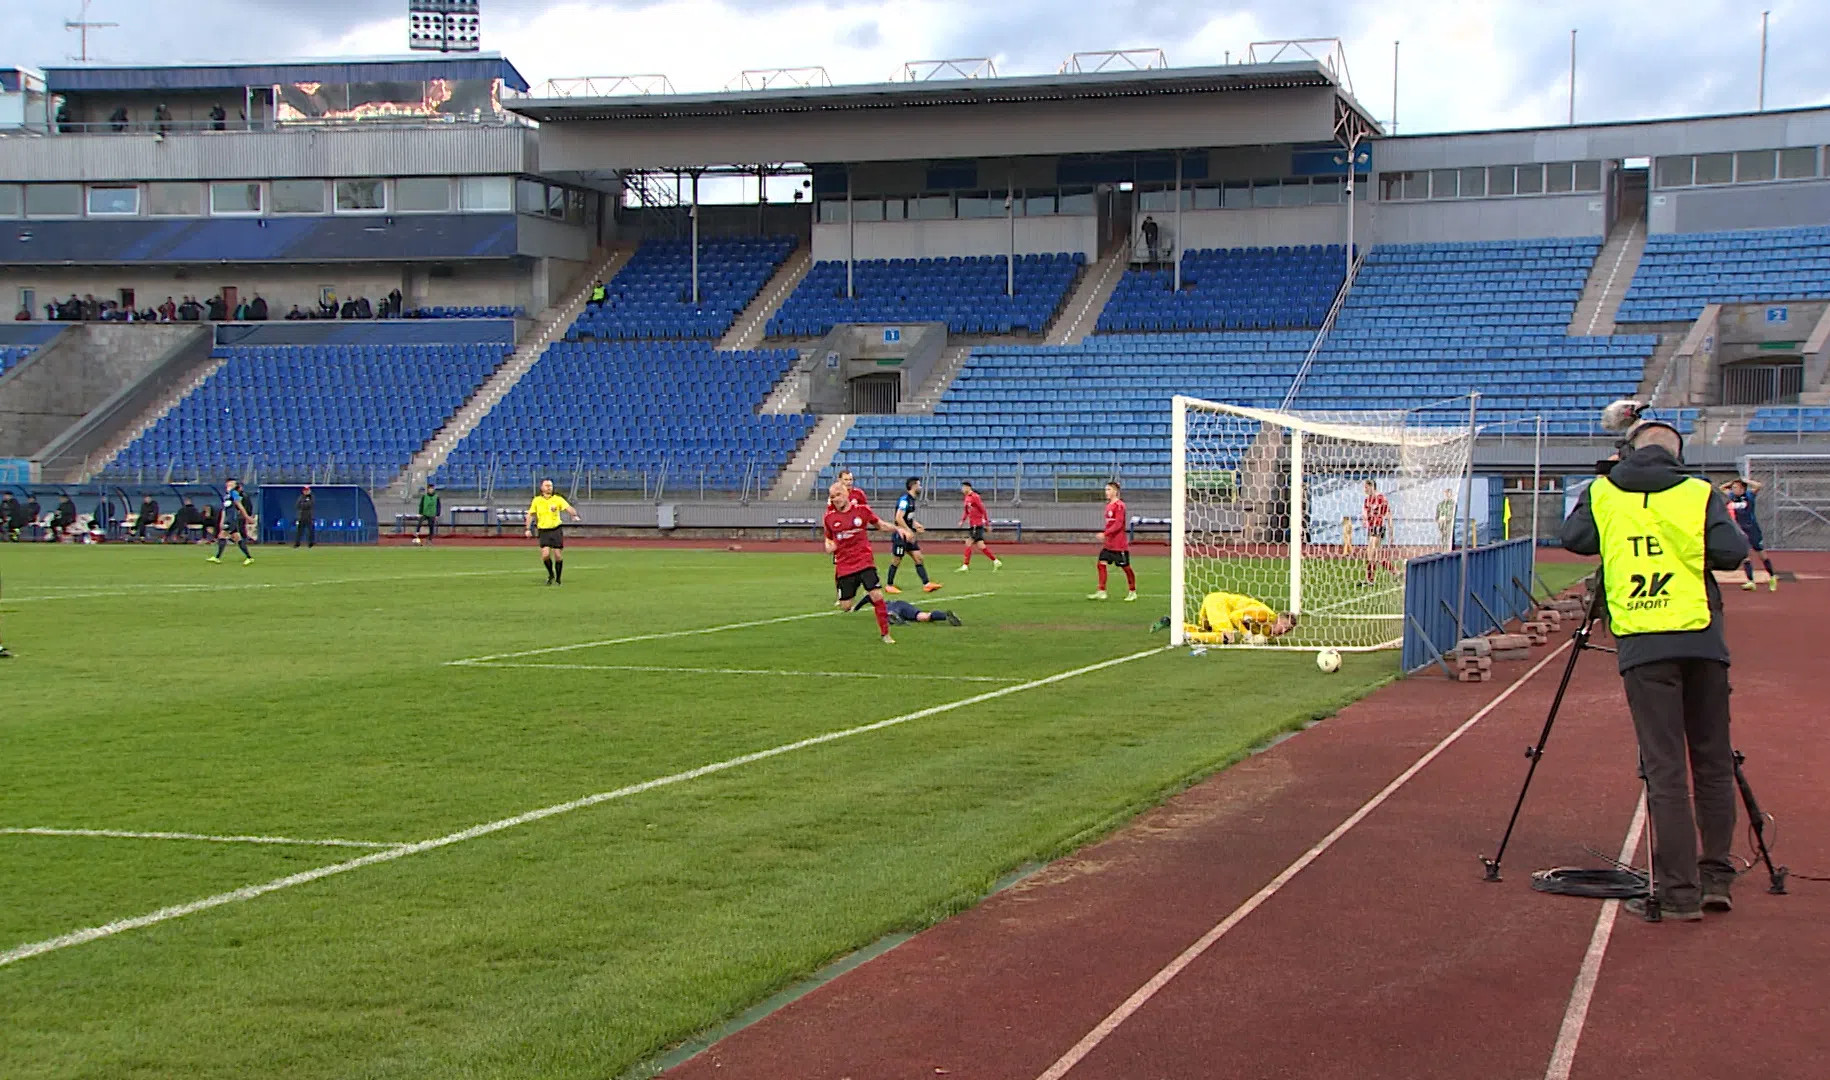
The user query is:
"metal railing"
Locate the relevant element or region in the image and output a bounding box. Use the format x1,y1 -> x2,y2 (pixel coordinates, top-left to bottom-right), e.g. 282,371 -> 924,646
41,114 -> 531,136
1280,247 -> 1365,412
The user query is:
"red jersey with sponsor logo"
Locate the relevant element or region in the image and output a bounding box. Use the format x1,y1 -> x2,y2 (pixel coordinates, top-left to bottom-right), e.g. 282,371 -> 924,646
1102,499 -> 1129,551
824,503 -> 882,577
961,491 -> 990,527
845,485 -> 869,507
1364,493 -> 1390,529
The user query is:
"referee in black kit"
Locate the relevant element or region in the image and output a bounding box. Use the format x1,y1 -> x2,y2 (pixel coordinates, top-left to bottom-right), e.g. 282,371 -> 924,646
1561,403 -> 1748,921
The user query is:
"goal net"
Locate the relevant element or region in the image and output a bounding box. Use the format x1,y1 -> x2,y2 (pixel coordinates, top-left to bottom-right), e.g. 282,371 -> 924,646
1171,395 -> 1475,651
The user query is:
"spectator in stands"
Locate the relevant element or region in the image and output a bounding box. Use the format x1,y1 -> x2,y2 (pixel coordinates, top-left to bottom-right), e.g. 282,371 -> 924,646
14,306 -> 28,321
81,294 -> 99,320
387,288 -> 403,318
1,493 -> 21,540
55,101 -> 71,133
1142,216 -> 1160,262
209,103 -> 226,131
48,494 -> 77,542
248,294 -> 268,321
293,486 -> 316,548
159,296 -> 177,322
154,104 -> 173,135
109,106 -> 128,132
232,298 -> 250,321
319,293 -> 338,319
205,294 -> 228,322
132,494 -> 160,542
163,497 -> 200,543
285,305 -> 307,320
43,302 -> 55,321
590,280 -> 606,305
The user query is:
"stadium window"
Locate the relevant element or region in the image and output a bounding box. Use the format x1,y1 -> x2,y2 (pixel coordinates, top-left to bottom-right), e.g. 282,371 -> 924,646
335,180 -> 387,213
1779,146 -> 1818,179
1027,193 -> 1057,216
544,185 -> 565,219
1192,185 -> 1221,210
459,176 -> 513,212
1735,150 -> 1777,183
1287,180 -> 1321,206
26,184 -> 83,217
567,189 -> 588,224
209,182 -> 262,216
0,185 -> 20,218
1654,155 -> 1692,188
1487,165 -> 1517,196
270,180 -> 326,215
516,178 -> 546,215
1058,188 -> 1096,215
1401,171 -> 1428,201
1545,163 -> 1575,193
145,182 -> 204,216
852,199 -> 885,222
1310,178 -> 1344,205
394,178 -> 449,214
909,195 -> 951,220
1573,161 -> 1603,192
1223,180 -> 1253,208
956,193 -> 996,219
1428,169 -> 1458,199
819,199 -> 848,224
86,185 -> 139,216
1353,177 -> 1367,201
1693,153 -> 1733,186
1458,167 -> 1487,198
883,198 -> 906,220
1138,188 -> 1175,213
1515,164 -> 1544,195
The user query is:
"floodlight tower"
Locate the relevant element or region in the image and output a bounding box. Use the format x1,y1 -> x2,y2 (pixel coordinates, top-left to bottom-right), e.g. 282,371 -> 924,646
408,0 -> 482,53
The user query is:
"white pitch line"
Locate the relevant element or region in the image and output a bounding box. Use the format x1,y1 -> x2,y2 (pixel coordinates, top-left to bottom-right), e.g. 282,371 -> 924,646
1543,793 -> 1649,1080
467,662 -> 1021,683
0,827 -> 405,850
1,643 -> 1166,969
447,591 -> 999,664
4,567 -> 580,604
1033,638 -> 1575,1080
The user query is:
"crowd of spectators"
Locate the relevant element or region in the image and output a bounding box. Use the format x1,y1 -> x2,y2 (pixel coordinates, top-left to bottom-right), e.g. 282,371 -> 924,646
19,288 -> 406,323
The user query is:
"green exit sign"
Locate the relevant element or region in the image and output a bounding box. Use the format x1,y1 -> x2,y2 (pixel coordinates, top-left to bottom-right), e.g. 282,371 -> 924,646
1758,341 -> 1800,351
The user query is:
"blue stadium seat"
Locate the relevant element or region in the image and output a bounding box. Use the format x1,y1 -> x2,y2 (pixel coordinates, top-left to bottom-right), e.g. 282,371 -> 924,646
571,236 -> 797,341
1618,225 -> 1830,323
1098,245 -> 1346,333
767,253 -> 1082,338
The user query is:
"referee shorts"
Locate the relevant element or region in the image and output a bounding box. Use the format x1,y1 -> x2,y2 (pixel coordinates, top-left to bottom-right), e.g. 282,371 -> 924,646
536,527 -> 565,549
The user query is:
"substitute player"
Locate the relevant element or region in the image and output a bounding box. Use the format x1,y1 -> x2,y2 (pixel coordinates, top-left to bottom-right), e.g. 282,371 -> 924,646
1089,480 -> 1136,601
1155,591 -> 1296,644
205,478 -> 254,565
525,479 -> 580,585
886,478 -> 941,595
1721,477 -> 1778,591
823,481 -> 912,644
957,480 -> 1003,572
1362,479 -> 1395,585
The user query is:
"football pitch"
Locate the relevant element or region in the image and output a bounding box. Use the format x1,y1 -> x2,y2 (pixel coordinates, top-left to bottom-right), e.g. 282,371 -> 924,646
0,543 -> 1578,1078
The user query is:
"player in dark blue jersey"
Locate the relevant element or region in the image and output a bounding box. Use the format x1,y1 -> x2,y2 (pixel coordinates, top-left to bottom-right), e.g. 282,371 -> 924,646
1721,477 -> 1777,591
206,479 -> 254,565
852,594 -> 961,626
885,477 -> 942,595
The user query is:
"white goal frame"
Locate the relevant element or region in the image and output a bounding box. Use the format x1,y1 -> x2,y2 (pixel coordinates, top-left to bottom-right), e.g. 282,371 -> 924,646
1169,394 -> 1477,651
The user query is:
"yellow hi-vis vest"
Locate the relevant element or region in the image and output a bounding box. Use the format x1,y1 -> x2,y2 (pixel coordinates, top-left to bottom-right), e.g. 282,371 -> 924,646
1589,475 -> 1712,634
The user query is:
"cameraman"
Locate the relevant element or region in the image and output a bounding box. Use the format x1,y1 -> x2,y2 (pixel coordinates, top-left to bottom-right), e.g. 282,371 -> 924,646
1560,415 -> 1748,920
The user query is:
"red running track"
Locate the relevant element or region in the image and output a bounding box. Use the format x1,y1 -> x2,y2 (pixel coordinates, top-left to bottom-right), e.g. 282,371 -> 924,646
664,557 -> 1830,1080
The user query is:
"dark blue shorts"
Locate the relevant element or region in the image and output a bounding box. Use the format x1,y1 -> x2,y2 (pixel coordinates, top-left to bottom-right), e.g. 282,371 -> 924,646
1741,523 -> 1764,551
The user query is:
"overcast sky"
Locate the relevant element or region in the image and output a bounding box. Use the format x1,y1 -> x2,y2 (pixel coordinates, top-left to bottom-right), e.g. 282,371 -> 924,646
9,0 -> 1825,134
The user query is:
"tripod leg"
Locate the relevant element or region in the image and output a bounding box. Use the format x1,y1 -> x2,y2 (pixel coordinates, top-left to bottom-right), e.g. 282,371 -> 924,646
1482,623 -> 1589,881
1733,751 -> 1789,895
1637,754 -> 1661,921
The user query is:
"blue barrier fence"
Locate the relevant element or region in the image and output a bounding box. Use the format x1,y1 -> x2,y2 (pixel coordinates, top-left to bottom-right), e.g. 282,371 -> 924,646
1402,539 -> 1537,673
257,484 -> 379,545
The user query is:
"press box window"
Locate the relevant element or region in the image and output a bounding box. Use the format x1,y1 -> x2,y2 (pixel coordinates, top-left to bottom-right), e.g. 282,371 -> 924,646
459,176 -> 512,212
210,182 -> 262,215
395,178 -> 450,213
26,184 -> 84,217
0,185 -> 21,217
87,185 -> 139,216
335,180 -> 386,212
1778,147 -> 1817,179
146,182 -> 205,216
270,180 -> 326,214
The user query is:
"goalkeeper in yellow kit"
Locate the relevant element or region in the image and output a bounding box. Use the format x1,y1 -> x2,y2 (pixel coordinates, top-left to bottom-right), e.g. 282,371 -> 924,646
1154,592 -> 1297,644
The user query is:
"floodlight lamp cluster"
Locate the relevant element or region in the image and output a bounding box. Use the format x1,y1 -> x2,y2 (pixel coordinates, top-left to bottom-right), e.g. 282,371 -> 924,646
407,0 -> 481,53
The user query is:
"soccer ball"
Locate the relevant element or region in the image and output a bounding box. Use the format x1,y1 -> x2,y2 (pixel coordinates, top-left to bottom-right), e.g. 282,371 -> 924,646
1316,648 -> 1342,673
411,537 -> 422,545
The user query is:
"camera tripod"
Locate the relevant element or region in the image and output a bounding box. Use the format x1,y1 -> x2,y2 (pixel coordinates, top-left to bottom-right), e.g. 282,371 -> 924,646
1479,574 -> 1789,913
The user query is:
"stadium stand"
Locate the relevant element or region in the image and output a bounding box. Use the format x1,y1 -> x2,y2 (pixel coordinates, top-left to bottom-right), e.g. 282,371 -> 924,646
1617,225 -> 1830,323
0,345 -> 32,376
0,217 -> 518,264
406,306 -> 526,319
1096,245 -> 1346,332
568,236 -> 797,341
829,238 -> 1664,492
1748,407 -> 1830,435
767,253 -> 1084,337
439,341 -> 817,491
107,343 -> 506,479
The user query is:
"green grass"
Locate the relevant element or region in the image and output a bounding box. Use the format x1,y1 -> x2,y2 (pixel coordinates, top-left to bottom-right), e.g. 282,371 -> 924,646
0,543 -> 1575,1079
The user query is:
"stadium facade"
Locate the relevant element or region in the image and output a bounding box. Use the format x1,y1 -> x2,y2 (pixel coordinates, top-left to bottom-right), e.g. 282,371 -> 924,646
2,50 -> 1829,543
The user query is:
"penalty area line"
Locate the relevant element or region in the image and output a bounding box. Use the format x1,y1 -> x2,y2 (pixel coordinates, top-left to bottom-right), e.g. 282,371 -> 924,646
465,662 -> 1022,683
1,642 -> 1167,970
0,827 -> 405,850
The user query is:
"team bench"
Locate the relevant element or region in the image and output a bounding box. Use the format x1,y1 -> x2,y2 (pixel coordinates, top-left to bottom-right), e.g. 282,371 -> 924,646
1127,515 -> 1171,542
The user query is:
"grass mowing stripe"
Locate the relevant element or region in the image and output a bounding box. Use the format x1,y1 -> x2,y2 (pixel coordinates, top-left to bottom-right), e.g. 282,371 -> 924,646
447,591 -> 999,663
1,643 -> 1168,970
0,827 -> 405,849
467,662 -> 1022,683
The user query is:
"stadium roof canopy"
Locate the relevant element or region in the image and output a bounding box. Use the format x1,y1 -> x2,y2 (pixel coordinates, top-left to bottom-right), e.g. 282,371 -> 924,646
516,61 -> 1382,172
42,53 -> 531,94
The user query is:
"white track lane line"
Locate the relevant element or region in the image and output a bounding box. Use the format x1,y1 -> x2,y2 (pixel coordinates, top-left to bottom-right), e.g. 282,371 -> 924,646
2,644 -> 1166,969
1543,793 -> 1649,1080
1034,639 -> 1574,1080
466,663 -> 1021,683
1,827 -> 405,850
447,592 -> 998,664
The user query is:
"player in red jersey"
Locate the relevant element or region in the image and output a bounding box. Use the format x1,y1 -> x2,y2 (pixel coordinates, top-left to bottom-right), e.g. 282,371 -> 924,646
956,480 -> 1003,572
837,468 -> 869,508
1362,479 -> 1396,584
823,481 -> 912,643
1089,481 -> 1136,601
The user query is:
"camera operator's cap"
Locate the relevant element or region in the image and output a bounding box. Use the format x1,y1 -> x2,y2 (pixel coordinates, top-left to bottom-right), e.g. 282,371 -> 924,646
1624,414 -> 1685,448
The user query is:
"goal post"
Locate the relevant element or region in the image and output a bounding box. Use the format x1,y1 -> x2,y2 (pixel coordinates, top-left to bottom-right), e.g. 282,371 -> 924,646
1169,395 -> 1476,651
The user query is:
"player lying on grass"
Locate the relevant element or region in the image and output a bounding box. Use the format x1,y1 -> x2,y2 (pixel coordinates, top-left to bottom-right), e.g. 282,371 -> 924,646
823,481 -> 915,644
1152,591 -> 1297,644
848,593 -> 963,625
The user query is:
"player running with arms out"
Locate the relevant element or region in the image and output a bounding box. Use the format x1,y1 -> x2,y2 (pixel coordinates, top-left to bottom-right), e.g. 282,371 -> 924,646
206,479 -> 255,565
526,479 -> 580,585
824,481 -> 913,644
1721,477 -> 1778,591
957,481 -> 1003,572
1089,481 -> 1137,601
1361,479 -> 1395,585
886,478 -> 942,595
